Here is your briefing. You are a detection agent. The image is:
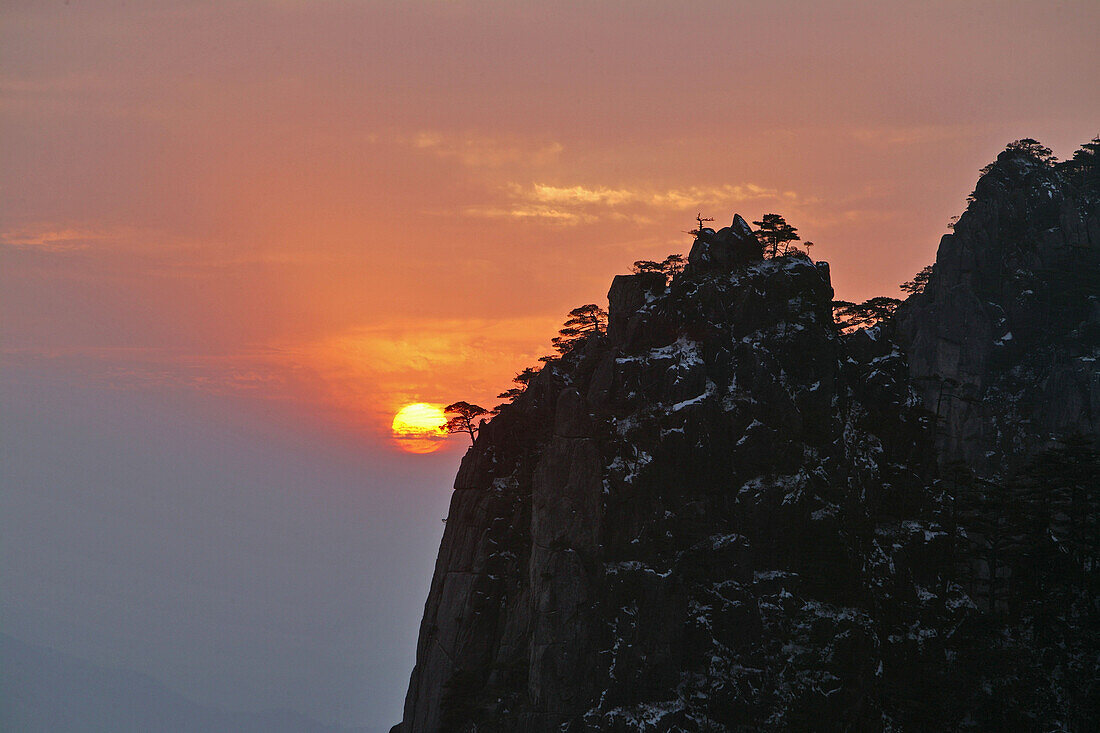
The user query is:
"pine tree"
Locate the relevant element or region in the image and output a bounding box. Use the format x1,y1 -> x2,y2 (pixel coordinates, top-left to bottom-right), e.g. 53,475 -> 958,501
900,266 -> 933,296
495,367 -> 540,411
443,401 -> 489,445
752,214 -> 801,258
832,297 -> 902,332
550,304 -> 608,355
632,253 -> 686,282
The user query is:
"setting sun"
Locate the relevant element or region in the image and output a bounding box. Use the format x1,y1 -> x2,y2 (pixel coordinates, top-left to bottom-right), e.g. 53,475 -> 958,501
391,403 -> 448,454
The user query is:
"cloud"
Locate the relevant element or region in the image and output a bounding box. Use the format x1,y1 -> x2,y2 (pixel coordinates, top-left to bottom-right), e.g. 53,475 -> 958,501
460,205 -> 594,225
462,181 -> 807,226
523,182 -> 791,208
0,225 -> 120,251
524,184 -> 639,207
1,221 -> 326,275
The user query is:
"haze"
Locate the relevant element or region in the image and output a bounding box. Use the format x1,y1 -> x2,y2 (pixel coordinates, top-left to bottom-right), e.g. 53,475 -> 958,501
2,1 -> 1097,729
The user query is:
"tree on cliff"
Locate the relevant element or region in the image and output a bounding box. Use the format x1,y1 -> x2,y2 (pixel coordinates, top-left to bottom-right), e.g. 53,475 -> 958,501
900,265 -> 933,296
832,296 -> 901,332
495,366 -> 540,411
632,253 -> 686,282
976,138 -> 1057,184
1005,137 -> 1055,166
551,304 -> 608,355
753,214 -> 801,258
444,401 -> 489,445
1057,136 -> 1100,189
661,253 -> 687,276
972,138 -> 1060,204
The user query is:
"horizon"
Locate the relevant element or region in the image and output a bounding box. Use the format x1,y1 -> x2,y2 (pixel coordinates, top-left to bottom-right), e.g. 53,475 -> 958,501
2,1 -> 1098,730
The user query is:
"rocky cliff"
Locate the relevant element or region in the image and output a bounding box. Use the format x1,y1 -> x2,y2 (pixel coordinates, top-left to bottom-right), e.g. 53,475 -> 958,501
395,141 -> 1099,732
895,143 -> 1100,475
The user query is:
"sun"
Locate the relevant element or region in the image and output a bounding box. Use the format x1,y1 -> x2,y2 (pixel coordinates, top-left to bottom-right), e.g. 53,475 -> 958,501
391,403 -> 448,454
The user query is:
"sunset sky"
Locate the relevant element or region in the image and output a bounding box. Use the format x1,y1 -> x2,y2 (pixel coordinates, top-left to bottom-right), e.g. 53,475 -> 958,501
2,1 -> 1098,729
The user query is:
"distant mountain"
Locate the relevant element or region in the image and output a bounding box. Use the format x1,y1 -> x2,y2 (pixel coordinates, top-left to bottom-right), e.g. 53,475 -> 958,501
393,138 -> 1099,731
0,634 -> 377,733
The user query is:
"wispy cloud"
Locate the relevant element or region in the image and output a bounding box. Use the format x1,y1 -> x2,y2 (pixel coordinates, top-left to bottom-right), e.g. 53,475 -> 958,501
463,181 -> 809,226
0,225 -> 121,251
1,222 -> 325,274
461,205 -> 594,224
521,182 -> 794,208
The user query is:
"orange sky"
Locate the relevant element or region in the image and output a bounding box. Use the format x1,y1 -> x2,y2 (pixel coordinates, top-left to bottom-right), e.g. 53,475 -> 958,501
3,2 -> 1099,728
3,0 -> 1099,452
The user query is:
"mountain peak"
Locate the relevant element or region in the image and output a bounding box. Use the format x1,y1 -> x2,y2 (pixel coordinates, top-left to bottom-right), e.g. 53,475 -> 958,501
394,140 -> 1100,732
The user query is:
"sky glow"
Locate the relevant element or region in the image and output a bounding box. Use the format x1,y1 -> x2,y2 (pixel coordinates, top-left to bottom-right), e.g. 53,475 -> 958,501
1,1 -> 1097,729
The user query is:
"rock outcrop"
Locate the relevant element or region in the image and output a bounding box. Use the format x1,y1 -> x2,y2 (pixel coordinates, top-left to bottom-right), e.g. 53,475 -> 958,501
686,214 -> 762,273
395,140 -> 1100,732
607,273 -> 667,346
895,145 -> 1100,475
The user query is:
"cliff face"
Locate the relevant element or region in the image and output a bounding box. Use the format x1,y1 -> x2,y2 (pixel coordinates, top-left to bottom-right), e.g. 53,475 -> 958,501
396,145 -> 1099,732
895,146 -> 1100,475
398,249 -> 926,731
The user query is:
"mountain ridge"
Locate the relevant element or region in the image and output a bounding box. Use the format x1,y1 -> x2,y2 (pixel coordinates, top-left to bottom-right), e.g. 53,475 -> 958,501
395,138 -> 1099,732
